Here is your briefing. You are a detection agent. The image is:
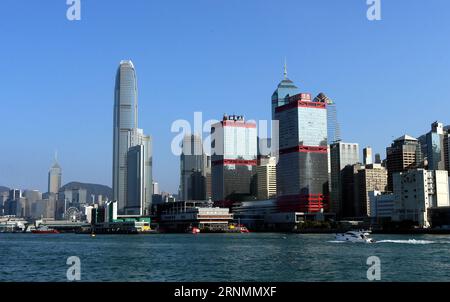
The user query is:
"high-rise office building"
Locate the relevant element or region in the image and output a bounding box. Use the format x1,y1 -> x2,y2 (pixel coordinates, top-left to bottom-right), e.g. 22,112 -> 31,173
113,60 -> 138,213
314,93 -> 341,144
363,147 -> 373,166
3,189 -> 27,217
330,142 -> 360,217
112,60 -> 152,215
256,156 -> 277,200
48,158 -> 62,194
354,164 -> 388,217
61,188 -> 87,205
129,128 -> 153,215
423,122 -> 446,171
126,144 -> 145,215
23,190 -> 42,218
9,189 -> 22,200
180,134 -> 207,201
445,133 -> 450,172
211,115 -> 257,202
23,190 -> 42,203
275,93 -> 329,213
152,181 -> 160,195
386,135 -> 423,191
375,153 -> 382,164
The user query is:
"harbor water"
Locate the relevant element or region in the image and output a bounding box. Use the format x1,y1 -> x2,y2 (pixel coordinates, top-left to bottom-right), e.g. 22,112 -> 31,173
1,233 -> 450,282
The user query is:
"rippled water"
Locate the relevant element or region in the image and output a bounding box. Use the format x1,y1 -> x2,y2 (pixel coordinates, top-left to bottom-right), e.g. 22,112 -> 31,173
1,233 -> 450,282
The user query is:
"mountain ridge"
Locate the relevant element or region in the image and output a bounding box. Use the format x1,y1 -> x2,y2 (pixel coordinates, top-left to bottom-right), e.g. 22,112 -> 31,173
60,182 -> 113,201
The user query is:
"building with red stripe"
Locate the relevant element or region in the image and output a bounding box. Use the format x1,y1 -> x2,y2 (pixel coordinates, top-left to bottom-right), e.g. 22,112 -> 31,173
275,93 -> 329,213
211,115 -> 258,202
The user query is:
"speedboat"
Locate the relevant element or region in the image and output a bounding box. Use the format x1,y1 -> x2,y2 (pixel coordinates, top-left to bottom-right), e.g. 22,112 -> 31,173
335,231 -> 375,243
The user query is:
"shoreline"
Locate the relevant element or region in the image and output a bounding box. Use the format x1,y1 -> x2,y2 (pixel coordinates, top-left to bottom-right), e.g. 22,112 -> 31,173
4,229 -> 450,235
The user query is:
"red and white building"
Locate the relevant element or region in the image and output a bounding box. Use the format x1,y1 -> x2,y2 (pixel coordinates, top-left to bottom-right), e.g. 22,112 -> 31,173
211,115 -> 258,202
275,93 -> 329,213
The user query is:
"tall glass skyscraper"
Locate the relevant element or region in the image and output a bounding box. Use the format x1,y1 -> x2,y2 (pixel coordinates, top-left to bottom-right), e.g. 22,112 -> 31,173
180,134 -> 207,201
314,93 -> 341,144
426,122 -> 446,171
275,93 -> 329,213
113,60 -> 152,215
330,142 -> 360,217
48,157 -> 62,194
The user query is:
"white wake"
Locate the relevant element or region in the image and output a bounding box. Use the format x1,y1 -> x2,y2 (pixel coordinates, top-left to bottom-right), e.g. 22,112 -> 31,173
375,239 -> 435,245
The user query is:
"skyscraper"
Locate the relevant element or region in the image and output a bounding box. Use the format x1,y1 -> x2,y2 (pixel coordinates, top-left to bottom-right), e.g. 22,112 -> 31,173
48,156 -> 62,194
423,122 -> 446,171
211,115 -> 257,202
180,134 -> 207,201
112,60 -> 152,215
386,135 -> 423,191
363,147 -> 373,166
126,144 -> 145,215
275,93 -> 329,213
152,181 -> 160,195
129,129 -> 153,215
330,142 -> 360,217
375,153 -> 382,164
314,93 -> 341,144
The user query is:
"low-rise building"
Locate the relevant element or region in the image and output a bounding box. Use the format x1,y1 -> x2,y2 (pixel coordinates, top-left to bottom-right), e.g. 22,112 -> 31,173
354,164 -> 388,217
158,201 -> 233,232
392,169 -> 449,228
368,191 -> 395,220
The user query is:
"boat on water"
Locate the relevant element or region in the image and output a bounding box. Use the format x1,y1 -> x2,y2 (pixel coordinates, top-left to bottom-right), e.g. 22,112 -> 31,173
229,224 -> 250,233
31,226 -> 60,234
190,227 -> 201,234
335,231 -> 375,243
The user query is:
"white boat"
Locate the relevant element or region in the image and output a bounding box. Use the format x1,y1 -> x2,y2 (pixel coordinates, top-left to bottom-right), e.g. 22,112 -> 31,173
335,231 -> 376,243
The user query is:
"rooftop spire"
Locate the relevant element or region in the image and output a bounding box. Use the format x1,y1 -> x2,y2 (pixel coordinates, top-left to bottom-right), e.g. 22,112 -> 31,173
283,58 -> 288,79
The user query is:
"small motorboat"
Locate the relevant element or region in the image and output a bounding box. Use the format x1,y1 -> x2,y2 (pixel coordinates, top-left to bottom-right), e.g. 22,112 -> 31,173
31,226 -> 60,234
335,231 -> 375,243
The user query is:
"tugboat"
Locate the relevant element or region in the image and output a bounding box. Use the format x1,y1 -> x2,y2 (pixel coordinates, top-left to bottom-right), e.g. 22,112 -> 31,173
31,225 -> 60,234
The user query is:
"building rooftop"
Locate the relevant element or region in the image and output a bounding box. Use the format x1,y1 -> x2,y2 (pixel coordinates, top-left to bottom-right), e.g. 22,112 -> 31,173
394,135 -> 418,142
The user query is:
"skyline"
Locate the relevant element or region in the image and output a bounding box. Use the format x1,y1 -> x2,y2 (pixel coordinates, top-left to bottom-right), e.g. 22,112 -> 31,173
1,0 -> 450,193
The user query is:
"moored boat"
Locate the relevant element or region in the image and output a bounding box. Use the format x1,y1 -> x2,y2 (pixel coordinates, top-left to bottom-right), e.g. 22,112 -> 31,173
31,226 -> 60,234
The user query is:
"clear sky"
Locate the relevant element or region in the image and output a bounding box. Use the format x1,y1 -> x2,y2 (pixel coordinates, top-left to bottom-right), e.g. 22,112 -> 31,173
0,0 -> 449,193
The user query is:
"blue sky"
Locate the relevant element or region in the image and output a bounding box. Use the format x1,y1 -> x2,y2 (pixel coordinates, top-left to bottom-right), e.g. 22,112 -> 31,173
0,0 -> 449,193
